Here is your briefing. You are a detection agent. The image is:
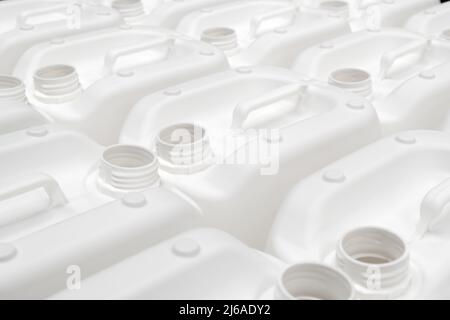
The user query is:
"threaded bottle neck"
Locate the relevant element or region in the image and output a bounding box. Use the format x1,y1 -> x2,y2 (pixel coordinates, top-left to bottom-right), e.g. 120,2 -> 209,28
99,145 -> 160,192
33,65 -> 81,104
336,227 -> 411,299
201,27 -> 239,53
275,263 -> 355,300
329,68 -> 373,97
112,0 -> 145,20
156,123 -> 212,175
0,75 -> 27,103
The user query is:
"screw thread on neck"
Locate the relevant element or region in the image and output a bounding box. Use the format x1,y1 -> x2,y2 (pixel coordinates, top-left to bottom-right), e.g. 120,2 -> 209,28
34,65 -> 81,104
0,75 -> 27,104
112,0 -> 145,19
99,145 -> 160,192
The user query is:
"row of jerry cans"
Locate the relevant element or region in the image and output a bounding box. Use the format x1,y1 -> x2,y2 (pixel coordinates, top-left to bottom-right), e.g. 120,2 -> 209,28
268,130 -> 450,299
9,129 -> 447,300
1,0 -> 450,299
0,67 -> 380,259
1,0 -> 450,144
3,69 -> 450,299
1,224 -> 357,300
13,0 -> 438,31
0,0 -> 443,71
56,128 -> 450,301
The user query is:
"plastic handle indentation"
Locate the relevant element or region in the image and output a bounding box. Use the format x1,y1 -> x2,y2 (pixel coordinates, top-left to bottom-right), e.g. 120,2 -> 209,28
0,173 -> 68,209
231,83 -> 308,129
104,38 -> 174,74
16,4 -> 77,30
378,39 -> 430,80
415,178 -> 450,241
249,5 -> 298,38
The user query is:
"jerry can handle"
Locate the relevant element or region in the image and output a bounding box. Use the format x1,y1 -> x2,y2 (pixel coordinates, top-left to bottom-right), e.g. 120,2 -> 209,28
231,83 -> 308,129
103,38 -> 175,74
0,173 -> 68,209
414,178 -> 450,241
16,4 -> 81,31
378,39 -> 430,80
249,5 -> 298,38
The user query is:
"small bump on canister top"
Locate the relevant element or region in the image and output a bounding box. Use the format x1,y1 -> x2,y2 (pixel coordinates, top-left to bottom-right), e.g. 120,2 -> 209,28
395,133 -> 416,145
122,192 -> 147,208
323,170 -> 346,183
172,239 -> 201,257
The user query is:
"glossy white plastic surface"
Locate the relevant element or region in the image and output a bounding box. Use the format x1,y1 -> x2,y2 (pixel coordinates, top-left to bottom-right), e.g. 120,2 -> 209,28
293,28 -> 450,134
120,67 -> 381,248
406,2 -> 450,38
174,0 -> 351,67
0,126 -> 202,299
51,228 -> 355,300
0,0 -> 123,73
2,0 -> 450,301
301,0 -> 439,31
0,75 -> 46,135
12,26 -> 228,144
0,126 -> 106,236
269,130 -> 450,299
144,0 -> 244,28
0,187 -> 201,299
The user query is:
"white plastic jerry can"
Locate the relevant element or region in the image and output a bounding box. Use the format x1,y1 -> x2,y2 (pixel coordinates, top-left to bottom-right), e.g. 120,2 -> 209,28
0,125 -> 108,238
0,190 -> 202,299
0,126 -> 202,299
173,0 -> 350,68
268,130 -> 450,299
293,28 -> 450,135
0,0 -> 123,74
0,125 -> 352,300
50,228 -> 355,300
12,26 -> 228,145
119,66 -> 381,249
406,2 -> 450,39
0,75 -> 46,135
300,0 -> 439,31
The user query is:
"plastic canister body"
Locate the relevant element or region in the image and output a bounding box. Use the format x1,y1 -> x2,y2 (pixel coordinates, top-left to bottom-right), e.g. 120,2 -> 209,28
0,187 -> 202,299
50,228 -> 284,300
0,126 -> 108,239
174,0 -> 351,68
2,0 -> 450,301
0,126 -> 202,299
0,0 -> 123,74
406,2 -> 450,38
268,130 -> 450,299
301,0 -> 439,31
12,26 -> 229,145
143,0 -> 245,29
50,228 -> 355,300
292,28 -> 450,135
120,67 -> 381,248
0,75 -> 46,135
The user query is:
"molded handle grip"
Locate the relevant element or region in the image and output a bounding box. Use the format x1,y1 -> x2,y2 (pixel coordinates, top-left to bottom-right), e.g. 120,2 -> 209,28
249,5 -> 298,38
104,38 -> 174,73
16,4 -> 80,30
231,83 -> 308,129
379,39 -> 430,79
415,178 -> 450,241
0,173 -> 68,209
